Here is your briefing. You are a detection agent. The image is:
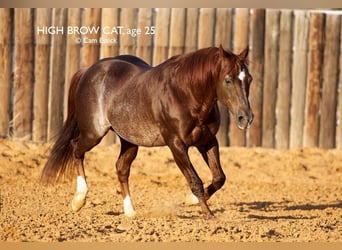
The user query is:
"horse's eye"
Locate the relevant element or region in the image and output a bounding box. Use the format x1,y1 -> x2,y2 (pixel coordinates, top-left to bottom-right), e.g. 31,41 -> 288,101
225,76 -> 232,84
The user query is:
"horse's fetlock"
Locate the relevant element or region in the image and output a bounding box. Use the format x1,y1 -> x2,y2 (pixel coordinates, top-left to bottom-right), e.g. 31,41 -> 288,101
190,182 -> 205,199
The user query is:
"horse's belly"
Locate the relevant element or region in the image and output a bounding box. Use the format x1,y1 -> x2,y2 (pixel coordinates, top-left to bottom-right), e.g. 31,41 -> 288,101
112,122 -> 165,147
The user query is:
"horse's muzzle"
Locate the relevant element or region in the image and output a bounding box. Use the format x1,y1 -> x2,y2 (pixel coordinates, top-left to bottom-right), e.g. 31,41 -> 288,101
236,112 -> 254,130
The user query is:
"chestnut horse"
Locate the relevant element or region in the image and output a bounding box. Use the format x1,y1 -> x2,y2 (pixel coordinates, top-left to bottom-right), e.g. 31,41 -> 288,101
41,46 -> 253,219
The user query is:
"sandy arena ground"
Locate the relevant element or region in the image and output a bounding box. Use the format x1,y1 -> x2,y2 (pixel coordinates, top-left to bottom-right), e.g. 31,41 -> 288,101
0,139 -> 341,242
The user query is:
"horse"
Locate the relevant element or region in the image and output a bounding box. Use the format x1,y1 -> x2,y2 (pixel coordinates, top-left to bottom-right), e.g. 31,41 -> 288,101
41,45 -> 253,219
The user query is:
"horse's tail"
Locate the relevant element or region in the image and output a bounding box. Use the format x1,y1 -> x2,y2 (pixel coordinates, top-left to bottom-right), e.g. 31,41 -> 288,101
41,68 -> 87,185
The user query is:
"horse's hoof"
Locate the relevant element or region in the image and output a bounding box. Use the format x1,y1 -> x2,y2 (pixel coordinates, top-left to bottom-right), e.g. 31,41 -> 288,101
124,211 -> 137,218
203,212 -> 216,220
71,192 -> 86,212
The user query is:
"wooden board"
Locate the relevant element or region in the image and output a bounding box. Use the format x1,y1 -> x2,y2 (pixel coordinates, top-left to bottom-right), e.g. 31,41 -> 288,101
319,14 -> 341,148
290,10 -> 309,148
80,8 -> 101,67
47,8 -> 67,140
33,8 -> 51,142
13,8 -> 34,140
64,8 -> 81,121
152,8 -> 170,65
275,10 -> 293,149
184,8 -> 198,53
168,8 -> 185,57
262,9 -> 280,148
119,8 -> 137,55
136,8 -> 153,64
198,8 -> 215,48
100,8 -> 119,59
247,8 -> 265,147
0,9 -> 12,138
303,12 -> 324,147
337,18 -> 342,150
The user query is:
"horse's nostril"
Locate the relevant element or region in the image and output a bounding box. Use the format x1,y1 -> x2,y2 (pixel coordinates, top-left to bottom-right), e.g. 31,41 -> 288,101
235,114 -> 248,129
238,115 -> 246,124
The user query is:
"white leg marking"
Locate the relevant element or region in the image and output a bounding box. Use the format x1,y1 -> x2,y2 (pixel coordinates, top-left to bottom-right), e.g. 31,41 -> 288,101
238,70 -> 246,81
71,176 -> 88,212
76,175 -> 88,194
190,193 -> 199,204
186,193 -> 199,205
123,195 -> 136,217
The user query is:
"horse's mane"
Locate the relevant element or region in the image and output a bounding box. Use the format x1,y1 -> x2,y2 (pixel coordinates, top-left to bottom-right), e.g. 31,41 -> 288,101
172,47 -> 222,89
158,47 -> 246,88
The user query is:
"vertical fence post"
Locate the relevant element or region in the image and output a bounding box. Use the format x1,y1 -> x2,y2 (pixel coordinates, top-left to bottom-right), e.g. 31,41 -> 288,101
215,8 -> 233,146
64,8 -> 81,121
13,8 -> 34,140
275,10 -> 293,149
80,8 -> 101,68
262,9 -> 280,148
184,8 -> 198,53
337,18 -> 342,150
230,8 -> 249,146
290,10 -> 309,148
47,8 -> 67,141
303,12 -> 324,148
0,9 -> 12,138
247,8 -> 265,147
136,8 -> 153,64
100,8 -> 119,60
119,8 -> 137,55
153,8 -> 170,65
319,14 -> 341,149
198,8 -> 215,48
168,8 -> 185,57
33,8 -> 51,142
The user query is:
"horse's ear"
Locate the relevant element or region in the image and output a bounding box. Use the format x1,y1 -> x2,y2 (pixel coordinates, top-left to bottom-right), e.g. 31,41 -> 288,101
239,46 -> 249,61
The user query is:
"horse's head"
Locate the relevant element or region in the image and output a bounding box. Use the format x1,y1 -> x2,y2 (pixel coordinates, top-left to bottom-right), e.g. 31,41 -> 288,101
216,45 -> 254,130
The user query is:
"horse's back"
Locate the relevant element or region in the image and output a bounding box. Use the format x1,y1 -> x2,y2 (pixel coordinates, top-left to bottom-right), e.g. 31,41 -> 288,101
113,55 -> 151,69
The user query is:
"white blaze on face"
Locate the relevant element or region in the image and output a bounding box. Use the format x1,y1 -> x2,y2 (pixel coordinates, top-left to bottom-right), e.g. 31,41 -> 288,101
238,70 -> 246,81
76,175 -> 88,194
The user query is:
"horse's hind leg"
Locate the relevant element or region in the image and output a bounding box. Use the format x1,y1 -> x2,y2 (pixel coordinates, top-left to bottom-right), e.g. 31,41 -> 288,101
71,128 -> 110,212
71,153 -> 88,212
116,138 -> 138,217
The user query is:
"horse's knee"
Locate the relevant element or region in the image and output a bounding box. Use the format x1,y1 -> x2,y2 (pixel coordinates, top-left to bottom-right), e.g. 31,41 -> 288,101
213,173 -> 226,190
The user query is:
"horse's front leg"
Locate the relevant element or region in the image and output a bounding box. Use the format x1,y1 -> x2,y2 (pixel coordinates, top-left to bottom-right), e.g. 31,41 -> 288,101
168,138 -> 214,219
197,137 -> 226,201
116,138 -> 138,217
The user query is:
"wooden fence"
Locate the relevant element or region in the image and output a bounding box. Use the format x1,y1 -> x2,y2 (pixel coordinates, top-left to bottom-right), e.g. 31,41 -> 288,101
0,8 -> 341,149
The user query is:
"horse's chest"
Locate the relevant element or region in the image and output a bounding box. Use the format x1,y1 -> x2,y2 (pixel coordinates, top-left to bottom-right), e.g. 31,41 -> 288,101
186,123 -> 218,146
